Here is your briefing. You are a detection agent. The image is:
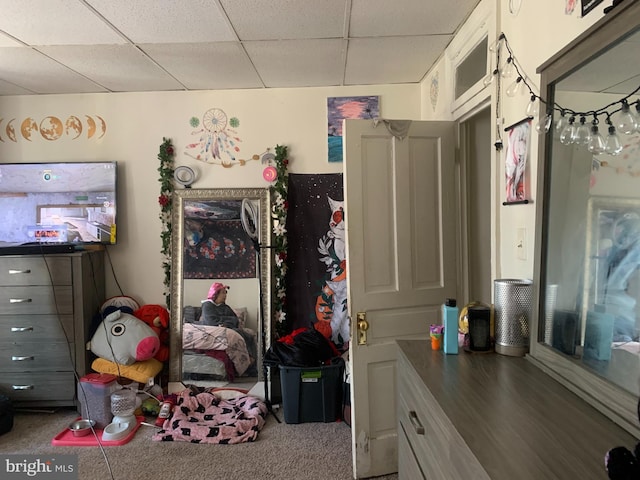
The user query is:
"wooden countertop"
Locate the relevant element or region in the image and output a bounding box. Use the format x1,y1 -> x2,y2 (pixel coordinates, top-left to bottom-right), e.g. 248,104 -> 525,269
397,340 -> 639,480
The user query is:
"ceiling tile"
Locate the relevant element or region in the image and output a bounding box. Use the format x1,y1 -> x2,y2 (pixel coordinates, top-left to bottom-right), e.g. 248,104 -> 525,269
85,0 -> 237,43
244,39 -> 345,87
345,36 -> 452,85
0,0 -> 125,45
350,0 -> 479,37
0,31 -> 22,47
220,0 -> 347,40
141,43 -> 263,90
38,45 -> 185,92
0,77 -> 34,95
0,47 -> 107,94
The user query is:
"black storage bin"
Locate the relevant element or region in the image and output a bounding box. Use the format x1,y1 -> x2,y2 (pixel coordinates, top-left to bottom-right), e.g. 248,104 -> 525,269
0,395 -> 14,436
279,360 -> 343,424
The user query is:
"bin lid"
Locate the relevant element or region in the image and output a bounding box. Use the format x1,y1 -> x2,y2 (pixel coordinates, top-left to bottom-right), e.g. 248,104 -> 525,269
79,373 -> 118,385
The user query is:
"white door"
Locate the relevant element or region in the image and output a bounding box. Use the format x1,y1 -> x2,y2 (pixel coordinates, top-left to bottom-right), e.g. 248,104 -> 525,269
344,119 -> 458,478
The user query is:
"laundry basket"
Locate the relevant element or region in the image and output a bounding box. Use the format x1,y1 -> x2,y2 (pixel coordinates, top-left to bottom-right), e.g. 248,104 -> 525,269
494,279 -> 533,357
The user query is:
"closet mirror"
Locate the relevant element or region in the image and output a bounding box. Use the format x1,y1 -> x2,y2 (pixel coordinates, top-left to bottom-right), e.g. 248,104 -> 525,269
532,1 -> 640,437
168,188 -> 271,385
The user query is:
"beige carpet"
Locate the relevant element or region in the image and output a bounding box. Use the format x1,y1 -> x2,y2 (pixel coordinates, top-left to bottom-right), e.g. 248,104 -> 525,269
0,406 -> 399,480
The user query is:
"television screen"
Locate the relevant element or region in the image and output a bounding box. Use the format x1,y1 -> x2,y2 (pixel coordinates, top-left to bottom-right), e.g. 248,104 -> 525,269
0,162 -> 117,248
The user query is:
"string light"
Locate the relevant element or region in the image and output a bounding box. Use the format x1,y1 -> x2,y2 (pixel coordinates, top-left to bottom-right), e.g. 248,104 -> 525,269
490,33 -> 640,156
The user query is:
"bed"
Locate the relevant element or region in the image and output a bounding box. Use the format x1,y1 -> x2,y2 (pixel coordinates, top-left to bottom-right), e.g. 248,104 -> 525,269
182,305 -> 258,382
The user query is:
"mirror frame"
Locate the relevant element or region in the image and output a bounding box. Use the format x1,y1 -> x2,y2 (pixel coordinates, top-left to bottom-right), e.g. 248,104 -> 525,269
531,1 -> 640,438
168,187 -> 272,383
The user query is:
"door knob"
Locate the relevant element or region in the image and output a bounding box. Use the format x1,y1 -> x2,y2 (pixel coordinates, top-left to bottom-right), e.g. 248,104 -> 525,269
357,312 -> 369,345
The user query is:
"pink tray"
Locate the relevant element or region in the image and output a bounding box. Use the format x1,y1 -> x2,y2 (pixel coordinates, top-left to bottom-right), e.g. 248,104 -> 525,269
51,416 -> 144,447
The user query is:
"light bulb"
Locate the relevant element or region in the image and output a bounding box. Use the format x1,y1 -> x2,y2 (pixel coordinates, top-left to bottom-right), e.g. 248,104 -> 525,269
536,113 -> 552,133
560,117 -> 576,145
483,68 -> 498,87
575,116 -> 590,145
525,95 -> 539,117
605,125 -> 623,155
506,77 -> 523,97
501,57 -> 515,78
555,112 -> 568,137
587,125 -> 606,154
489,34 -> 504,52
633,102 -> 640,133
616,100 -> 637,135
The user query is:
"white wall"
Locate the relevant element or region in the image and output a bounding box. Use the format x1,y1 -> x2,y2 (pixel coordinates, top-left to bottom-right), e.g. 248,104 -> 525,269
420,0 -> 608,289
0,84 -> 419,305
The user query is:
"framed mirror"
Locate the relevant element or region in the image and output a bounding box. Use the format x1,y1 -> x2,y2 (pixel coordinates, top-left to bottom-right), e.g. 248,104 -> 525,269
531,1 -> 640,437
168,188 -> 271,385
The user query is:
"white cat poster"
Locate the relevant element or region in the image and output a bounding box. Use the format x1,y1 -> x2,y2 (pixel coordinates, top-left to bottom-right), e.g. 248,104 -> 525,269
285,173 -> 349,349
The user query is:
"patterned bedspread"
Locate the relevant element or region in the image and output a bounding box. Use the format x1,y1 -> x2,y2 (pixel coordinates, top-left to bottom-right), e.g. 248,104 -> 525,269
152,389 -> 267,444
182,323 -> 252,376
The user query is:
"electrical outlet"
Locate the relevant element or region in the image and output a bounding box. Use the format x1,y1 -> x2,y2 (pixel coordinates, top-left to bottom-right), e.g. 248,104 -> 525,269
517,227 -> 526,260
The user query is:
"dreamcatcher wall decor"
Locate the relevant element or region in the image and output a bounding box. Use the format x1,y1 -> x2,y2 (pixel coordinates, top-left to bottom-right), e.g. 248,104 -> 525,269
184,107 -> 271,168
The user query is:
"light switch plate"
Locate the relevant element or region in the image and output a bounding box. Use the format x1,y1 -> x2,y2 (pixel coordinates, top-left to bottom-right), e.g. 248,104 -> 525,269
517,227 -> 526,260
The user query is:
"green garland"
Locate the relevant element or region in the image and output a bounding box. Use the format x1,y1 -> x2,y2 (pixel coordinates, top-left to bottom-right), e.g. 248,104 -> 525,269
270,145 -> 290,337
157,137 -> 175,308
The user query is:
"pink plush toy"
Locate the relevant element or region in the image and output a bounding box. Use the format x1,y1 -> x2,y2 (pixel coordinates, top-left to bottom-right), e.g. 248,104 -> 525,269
89,310 -> 160,365
133,304 -> 170,362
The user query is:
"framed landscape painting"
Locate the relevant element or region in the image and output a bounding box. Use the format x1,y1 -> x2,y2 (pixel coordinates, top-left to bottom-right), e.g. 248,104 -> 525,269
327,96 -> 379,163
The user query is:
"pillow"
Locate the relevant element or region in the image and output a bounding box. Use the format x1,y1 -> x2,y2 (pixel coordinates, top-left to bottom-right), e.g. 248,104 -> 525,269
183,305 -> 201,324
91,357 -> 163,384
233,307 -> 248,329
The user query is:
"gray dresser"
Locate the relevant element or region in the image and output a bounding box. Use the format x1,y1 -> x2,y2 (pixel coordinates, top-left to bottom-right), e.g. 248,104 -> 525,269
0,250 -> 104,408
397,339 -> 638,479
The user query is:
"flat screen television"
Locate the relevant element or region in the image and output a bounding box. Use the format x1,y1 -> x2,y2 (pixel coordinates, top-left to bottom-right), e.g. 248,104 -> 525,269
0,161 -> 117,252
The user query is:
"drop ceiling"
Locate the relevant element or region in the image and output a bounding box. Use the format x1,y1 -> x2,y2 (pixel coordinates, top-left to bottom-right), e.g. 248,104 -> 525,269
0,0 -> 481,96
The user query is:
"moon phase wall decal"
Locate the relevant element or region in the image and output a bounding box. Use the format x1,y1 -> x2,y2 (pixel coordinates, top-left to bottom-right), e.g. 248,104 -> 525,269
0,115 -> 107,142
6,119 -> 16,142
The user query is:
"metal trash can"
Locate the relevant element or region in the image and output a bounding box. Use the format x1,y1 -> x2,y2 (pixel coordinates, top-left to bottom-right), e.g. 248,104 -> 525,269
494,279 -> 533,357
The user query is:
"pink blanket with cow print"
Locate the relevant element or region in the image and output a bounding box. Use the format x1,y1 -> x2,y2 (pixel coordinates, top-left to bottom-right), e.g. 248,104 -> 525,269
152,389 -> 267,444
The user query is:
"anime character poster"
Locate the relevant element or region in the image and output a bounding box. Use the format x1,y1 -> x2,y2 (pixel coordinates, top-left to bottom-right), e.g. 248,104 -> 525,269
504,118 -> 532,203
327,96 -> 379,163
285,173 -> 349,349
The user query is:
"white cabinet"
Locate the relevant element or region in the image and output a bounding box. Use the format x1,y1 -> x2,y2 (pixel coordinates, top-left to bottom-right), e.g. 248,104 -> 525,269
0,250 -> 105,407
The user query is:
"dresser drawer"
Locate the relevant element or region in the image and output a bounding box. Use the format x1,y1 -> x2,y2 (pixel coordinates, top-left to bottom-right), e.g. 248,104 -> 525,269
398,388 -> 450,478
398,353 -> 453,478
0,256 -> 72,286
0,286 -> 73,314
0,314 -> 73,343
399,418 -> 426,479
0,342 -> 75,372
0,372 -> 75,402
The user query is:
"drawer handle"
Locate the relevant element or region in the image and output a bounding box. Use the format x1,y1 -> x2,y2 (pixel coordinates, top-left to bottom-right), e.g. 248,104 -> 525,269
11,355 -> 35,361
409,410 -> 425,435
11,327 -> 34,332
9,269 -> 31,275
9,298 -> 32,304
12,385 -> 34,390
